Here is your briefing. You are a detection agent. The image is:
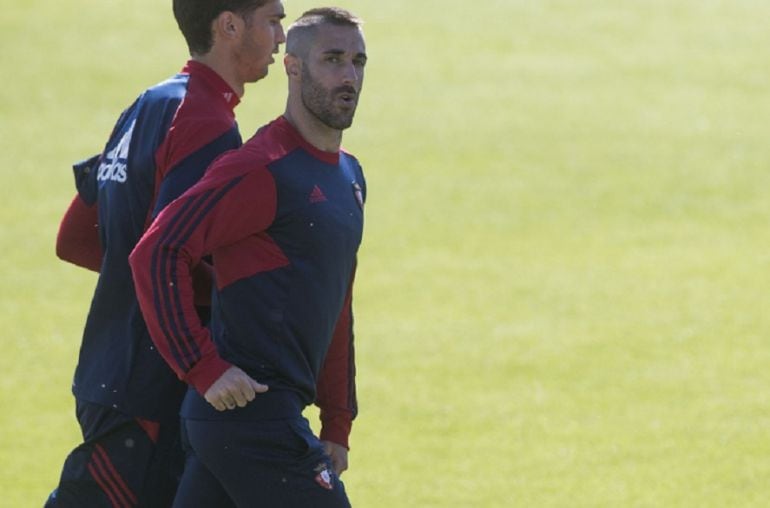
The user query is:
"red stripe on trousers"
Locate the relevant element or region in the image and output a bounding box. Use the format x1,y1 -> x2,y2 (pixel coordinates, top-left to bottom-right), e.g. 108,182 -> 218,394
87,461 -> 126,508
91,444 -> 138,506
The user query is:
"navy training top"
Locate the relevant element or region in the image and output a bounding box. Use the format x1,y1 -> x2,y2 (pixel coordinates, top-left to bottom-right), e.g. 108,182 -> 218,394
70,61 -> 242,422
130,116 -> 363,446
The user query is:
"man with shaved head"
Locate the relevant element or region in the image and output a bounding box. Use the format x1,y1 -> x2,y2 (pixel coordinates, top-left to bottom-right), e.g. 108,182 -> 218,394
130,7 -> 368,507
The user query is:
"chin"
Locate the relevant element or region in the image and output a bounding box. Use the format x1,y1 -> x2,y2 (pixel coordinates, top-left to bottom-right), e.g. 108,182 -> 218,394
248,69 -> 269,83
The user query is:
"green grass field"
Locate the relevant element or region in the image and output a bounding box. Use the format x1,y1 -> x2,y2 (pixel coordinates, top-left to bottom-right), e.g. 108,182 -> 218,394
3,0 -> 770,506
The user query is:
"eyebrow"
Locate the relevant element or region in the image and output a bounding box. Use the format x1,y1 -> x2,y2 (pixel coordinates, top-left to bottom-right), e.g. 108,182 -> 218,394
322,49 -> 368,61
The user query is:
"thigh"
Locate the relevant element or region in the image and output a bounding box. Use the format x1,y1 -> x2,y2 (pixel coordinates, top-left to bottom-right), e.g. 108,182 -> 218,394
172,450 -> 236,508
47,402 -> 182,508
185,418 -> 351,508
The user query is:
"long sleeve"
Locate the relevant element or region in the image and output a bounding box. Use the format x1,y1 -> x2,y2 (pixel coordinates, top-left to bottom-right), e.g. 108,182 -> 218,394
316,265 -> 358,449
56,195 -> 103,272
129,159 -> 277,395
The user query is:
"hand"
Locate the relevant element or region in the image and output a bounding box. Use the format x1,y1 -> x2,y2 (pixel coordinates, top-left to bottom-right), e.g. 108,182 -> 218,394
322,440 -> 349,476
204,366 -> 268,411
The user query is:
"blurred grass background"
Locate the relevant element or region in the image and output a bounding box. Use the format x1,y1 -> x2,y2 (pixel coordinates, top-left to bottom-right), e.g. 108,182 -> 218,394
2,0 -> 770,506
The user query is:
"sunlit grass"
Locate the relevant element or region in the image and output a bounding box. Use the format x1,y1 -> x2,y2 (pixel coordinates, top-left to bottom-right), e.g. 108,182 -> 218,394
3,1 -> 770,506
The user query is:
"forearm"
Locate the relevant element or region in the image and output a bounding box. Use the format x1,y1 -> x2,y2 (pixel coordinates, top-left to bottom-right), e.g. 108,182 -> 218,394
316,271 -> 358,449
319,408 -> 355,449
130,225 -> 230,395
132,154 -> 276,396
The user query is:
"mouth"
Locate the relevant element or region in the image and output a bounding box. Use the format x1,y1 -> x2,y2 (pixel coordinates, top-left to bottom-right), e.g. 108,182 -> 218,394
336,87 -> 358,106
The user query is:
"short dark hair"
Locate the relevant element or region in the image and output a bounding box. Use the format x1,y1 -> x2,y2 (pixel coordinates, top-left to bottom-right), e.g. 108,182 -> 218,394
173,0 -> 271,55
286,7 -> 363,59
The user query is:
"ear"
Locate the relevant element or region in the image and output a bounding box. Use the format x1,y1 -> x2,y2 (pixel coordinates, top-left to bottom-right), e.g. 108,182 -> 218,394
284,54 -> 302,78
214,11 -> 241,41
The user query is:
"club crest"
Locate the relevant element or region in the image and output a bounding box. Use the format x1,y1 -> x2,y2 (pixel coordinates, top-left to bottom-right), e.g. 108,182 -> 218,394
352,181 -> 363,210
314,462 -> 334,491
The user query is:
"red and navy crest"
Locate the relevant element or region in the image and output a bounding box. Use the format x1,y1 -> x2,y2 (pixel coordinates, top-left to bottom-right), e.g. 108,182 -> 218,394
314,462 -> 334,490
352,181 -> 363,210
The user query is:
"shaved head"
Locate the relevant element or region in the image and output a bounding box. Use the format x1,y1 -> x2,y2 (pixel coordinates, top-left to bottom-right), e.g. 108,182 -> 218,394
285,7 -> 362,60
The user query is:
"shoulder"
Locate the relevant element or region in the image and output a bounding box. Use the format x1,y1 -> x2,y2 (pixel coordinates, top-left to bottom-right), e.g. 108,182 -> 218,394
107,73 -> 187,126
126,74 -> 189,135
199,139 -> 276,192
340,150 -> 365,179
238,118 -> 299,168
153,75 -> 237,158
138,73 -> 189,108
139,72 -> 232,128
340,150 -> 362,168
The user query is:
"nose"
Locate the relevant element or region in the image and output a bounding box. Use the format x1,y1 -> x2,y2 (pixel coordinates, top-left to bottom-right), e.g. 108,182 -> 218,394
341,62 -> 359,85
276,24 -> 286,45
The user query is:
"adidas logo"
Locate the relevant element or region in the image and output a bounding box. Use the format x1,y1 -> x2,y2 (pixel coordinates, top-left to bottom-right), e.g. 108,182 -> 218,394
309,185 -> 327,204
97,119 -> 135,183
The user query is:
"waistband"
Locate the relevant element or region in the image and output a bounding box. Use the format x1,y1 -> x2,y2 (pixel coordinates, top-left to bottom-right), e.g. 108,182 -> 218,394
180,387 -> 305,421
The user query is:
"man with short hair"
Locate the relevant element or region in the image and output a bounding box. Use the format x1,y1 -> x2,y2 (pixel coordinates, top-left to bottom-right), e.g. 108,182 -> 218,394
48,1 -> 286,506
130,7 -> 368,507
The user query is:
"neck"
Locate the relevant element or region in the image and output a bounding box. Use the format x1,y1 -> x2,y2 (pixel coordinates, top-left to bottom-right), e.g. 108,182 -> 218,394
192,53 -> 245,98
284,100 -> 343,153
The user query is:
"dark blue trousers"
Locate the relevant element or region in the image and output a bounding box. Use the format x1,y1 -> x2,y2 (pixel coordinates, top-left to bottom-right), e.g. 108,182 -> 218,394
172,416 -> 351,508
46,400 -> 183,507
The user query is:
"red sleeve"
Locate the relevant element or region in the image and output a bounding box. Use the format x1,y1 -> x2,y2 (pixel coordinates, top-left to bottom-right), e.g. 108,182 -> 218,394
129,158 -> 277,395
316,265 -> 358,449
56,195 -> 103,272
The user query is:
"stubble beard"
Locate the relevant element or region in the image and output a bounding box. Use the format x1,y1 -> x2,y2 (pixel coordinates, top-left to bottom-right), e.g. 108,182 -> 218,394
300,65 -> 357,130
234,35 -> 271,84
